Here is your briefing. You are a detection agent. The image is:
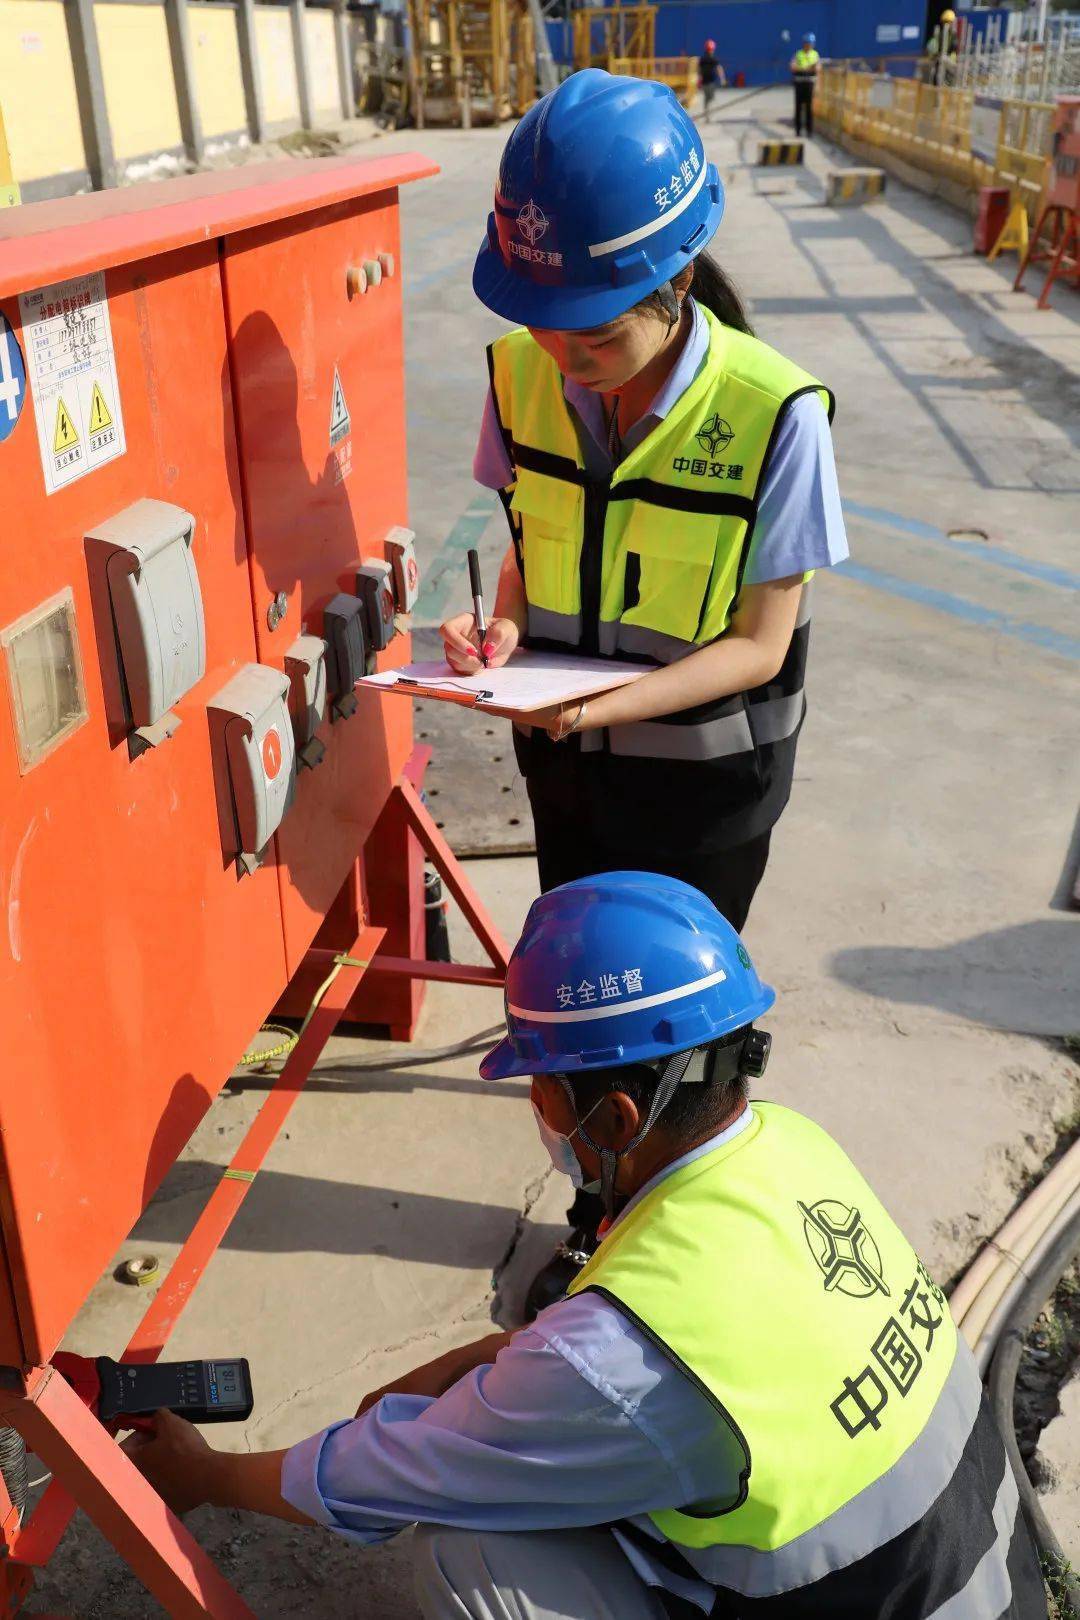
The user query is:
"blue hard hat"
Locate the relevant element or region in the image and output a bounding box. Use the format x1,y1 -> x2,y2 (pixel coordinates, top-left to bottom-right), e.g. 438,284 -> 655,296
473,69 -> 725,332
803,31 -> 816,44
480,871 -> 775,1080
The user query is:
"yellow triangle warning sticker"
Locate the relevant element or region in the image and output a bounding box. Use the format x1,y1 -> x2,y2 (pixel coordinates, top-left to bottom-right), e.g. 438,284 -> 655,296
88,382 -> 113,434
53,397 -> 78,453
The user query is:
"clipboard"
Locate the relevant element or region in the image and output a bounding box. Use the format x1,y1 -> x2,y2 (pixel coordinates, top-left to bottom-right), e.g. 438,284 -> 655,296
358,650 -> 648,715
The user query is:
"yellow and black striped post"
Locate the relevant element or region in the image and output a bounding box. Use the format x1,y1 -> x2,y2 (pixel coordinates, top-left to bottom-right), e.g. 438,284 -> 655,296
757,140 -> 805,166
825,168 -> 886,206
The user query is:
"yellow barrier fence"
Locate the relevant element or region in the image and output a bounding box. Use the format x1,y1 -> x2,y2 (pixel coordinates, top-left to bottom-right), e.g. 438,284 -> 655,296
0,98 -> 18,207
609,56 -> 697,107
815,65 -> 1052,219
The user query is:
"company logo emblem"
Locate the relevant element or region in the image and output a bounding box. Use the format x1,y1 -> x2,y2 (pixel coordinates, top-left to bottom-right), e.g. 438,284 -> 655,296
736,944 -> 751,968
517,200 -> 550,245
696,414 -> 734,457
800,1199 -> 890,1300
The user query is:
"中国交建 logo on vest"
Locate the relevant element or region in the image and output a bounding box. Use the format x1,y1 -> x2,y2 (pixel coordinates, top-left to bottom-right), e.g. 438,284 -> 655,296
696,413 -> 734,457
799,1199 -> 890,1300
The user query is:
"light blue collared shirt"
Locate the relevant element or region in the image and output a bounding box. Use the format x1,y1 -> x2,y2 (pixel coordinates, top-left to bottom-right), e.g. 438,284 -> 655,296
473,298 -> 848,585
281,1107 -> 756,1612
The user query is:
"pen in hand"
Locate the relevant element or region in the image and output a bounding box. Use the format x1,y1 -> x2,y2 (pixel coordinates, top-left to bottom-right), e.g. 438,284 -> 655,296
467,548 -> 489,668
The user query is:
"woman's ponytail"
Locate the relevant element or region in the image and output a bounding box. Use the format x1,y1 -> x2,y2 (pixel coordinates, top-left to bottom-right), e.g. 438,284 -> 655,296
688,252 -> 754,336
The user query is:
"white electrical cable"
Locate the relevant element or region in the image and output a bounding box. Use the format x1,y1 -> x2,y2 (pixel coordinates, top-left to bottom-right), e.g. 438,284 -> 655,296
973,1182 -> 1080,1376
950,1134 -> 1080,1327
955,1162 -> 1080,1347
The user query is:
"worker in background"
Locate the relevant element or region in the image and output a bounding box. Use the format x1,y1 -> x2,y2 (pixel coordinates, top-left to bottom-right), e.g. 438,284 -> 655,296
697,37 -> 725,122
127,874 -> 1049,1620
789,31 -> 820,138
440,69 -> 847,1313
926,8 -> 958,85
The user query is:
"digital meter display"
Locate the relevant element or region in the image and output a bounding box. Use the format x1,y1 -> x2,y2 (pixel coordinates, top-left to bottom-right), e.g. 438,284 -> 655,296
94,1354 -> 254,1425
207,1360 -> 247,1408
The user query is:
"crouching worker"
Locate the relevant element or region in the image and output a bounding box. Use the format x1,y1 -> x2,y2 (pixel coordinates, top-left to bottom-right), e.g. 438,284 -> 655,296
129,874 -> 1047,1619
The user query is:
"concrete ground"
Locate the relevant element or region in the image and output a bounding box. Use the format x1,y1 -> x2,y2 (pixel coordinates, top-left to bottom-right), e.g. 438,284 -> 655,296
29,87 -> 1080,1614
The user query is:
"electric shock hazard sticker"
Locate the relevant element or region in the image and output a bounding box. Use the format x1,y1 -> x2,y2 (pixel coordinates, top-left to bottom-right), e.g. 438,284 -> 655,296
19,271 -> 126,495
329,364 -> 352,485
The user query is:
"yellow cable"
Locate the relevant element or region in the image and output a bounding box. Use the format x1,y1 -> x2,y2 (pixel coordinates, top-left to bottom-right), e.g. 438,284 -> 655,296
297,957 -> 370,1037
238,957 -> 369,1063
237,1023 -> 299,1066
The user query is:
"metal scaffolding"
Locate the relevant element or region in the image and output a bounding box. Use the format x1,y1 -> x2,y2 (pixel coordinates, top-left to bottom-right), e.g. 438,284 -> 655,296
571,3 -> 656,71
407,0 -> 537,125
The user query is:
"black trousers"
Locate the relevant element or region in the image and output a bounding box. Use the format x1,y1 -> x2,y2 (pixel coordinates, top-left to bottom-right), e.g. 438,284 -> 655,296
529,780 -> 772,930
527,778 -> 773,1231
794,80 -> 814,136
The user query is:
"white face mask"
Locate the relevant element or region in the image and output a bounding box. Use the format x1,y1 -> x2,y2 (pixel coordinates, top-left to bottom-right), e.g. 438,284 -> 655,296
531,1096 -> 602,1188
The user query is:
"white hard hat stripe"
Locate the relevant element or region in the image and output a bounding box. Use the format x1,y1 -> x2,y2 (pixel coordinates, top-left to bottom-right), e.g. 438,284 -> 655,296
508,966 -> 729,1024
588,160 -> 707,259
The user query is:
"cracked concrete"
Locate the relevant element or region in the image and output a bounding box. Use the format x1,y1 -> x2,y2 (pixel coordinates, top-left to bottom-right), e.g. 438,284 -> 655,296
25,86 -> 1080,1615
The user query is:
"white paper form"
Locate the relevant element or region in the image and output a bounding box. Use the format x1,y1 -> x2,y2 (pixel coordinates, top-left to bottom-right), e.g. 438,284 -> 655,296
359,650 -> 648,713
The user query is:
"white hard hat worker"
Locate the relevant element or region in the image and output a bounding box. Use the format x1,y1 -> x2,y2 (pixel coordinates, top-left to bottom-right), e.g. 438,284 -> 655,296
442,66 -> 849,1313
124,874 -> 1051,1619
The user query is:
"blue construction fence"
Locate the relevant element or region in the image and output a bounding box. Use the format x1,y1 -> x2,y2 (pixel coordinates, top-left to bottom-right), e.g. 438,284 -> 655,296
549,0 -> 932,84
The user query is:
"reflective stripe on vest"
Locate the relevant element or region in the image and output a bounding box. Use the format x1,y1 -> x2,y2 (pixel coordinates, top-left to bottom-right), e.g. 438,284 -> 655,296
488,311 -> 833,770
563,1104 -> 1027,1609
612,1373 -> 1037,1613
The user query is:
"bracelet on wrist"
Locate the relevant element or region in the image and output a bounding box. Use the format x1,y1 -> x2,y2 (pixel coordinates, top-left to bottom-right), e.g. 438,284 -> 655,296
561,700 -> 588,739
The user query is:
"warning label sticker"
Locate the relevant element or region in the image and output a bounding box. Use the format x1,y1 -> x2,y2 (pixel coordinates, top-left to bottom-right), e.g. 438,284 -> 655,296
19,271 -> 126,495
329,366 -> 351,448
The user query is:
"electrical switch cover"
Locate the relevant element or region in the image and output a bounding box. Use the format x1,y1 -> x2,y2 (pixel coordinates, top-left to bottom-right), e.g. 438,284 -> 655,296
323,593 -> 367,719
208,664 -> 295,875
284,634 -> 327,770
356,562 -> 396,653
385,527 -> 420,614
86,498 -> 205,756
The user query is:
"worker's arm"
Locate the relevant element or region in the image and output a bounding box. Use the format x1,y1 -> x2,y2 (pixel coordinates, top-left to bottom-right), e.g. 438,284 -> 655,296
123,1332 -> 514,1519
567,573 -> 802,729
124,1410 -> 315,1523
354,1330 -> 514,1417
128,1296 -> 740,1541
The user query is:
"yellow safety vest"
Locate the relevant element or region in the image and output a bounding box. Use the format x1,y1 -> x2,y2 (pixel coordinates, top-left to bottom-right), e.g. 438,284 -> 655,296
793,48 -> 820,78
567,1104 -> 1037,1609
488,310 -> 834,804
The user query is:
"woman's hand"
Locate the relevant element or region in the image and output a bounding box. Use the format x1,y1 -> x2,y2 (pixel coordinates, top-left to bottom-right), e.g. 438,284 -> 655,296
439,614 -> 520,674
122,1409 -> 218,1516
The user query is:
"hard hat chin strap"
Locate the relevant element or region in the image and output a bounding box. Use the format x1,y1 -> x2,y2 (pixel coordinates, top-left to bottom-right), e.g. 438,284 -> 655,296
655,281 -> 681,329
564,1047 -> 696,1223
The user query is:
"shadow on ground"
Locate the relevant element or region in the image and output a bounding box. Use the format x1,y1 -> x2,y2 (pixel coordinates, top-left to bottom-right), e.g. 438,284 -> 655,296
831,919 -> 1080,1035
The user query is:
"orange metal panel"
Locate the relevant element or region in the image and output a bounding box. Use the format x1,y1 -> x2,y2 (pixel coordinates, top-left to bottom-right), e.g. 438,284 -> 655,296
223,197 -> 416,974
0,244 -> 287,1366
0,155 -> 438,303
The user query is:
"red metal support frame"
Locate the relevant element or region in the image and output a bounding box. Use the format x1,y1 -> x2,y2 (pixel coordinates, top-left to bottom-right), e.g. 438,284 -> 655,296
4,929 -> 384,1614
1,762 -> 513,1617
0,1368 -> 256,1620
393,774 -> 511,978
1014,202 -> 1080,309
